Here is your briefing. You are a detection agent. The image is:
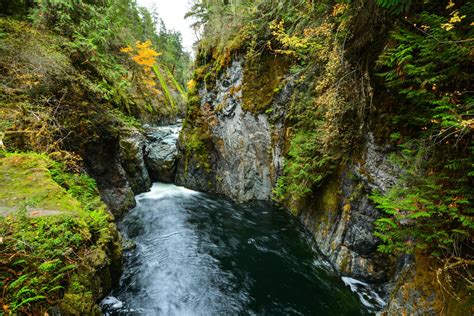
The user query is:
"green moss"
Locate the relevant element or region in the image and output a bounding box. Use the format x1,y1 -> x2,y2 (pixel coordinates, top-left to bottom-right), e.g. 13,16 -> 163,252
314,176 -> 341,234
339,253 -> 350,273
0,152 -> 121,314
60,292 -> 101,315
0,101 -> 20,134
179,60 -> 217,176
110,109 -> 144,131
319,178 -> 339,214
193,57 -> 221,93
181,127 -> 213,174
0,153 -> 81,212
242,54 -> 289,113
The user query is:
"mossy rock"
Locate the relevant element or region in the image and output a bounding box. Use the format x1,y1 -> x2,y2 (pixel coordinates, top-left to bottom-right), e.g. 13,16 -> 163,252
0,152 -> 122,314
0,153 -> 81,214
242,54 -> 289,113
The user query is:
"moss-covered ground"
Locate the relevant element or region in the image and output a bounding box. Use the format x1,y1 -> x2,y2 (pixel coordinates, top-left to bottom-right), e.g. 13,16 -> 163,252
0,153 -> 81,213
0,152 -> 121,315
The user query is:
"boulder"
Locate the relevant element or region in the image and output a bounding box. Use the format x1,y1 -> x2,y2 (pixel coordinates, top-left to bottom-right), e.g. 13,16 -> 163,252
144,124 -> 181,183
119,130 -> 151,193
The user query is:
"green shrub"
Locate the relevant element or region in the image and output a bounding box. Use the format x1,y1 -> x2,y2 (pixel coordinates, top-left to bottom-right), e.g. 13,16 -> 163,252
0,153 -> 113,314
373,1 -> 473,260
372,142 -> 473,257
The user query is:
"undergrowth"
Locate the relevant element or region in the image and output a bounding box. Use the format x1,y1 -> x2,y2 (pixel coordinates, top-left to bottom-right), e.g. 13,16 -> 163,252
372,1 -> 473,261
0,152 -> 116,314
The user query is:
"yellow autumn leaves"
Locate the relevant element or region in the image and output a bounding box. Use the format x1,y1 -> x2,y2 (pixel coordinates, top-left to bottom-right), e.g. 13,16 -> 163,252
121,40 -> 162,95
441,1 -> 468,31
121,40 -> 161,71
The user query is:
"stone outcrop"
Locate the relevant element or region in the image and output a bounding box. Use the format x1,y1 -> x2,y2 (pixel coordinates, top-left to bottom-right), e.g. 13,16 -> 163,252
84,123 -> 181,217
144,124 -> 181,183
83,132 -> 137,217
119,130 -> 152,194
175,54 -> 450,313
176,60 -> 285,202
299,132 -> 400,282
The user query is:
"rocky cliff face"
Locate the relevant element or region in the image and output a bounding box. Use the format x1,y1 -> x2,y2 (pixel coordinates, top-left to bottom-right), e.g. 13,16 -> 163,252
176,60 -> 282,201
84,121 -> 181,217
144,123 -> 181,183
175,53 -> 449,313
299,133 -> 399,281
173,0 -> 473,312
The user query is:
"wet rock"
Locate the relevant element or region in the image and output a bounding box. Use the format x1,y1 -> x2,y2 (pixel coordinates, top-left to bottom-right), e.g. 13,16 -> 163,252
175,151 -> 216,192
99,186 -> 135,217
144,124 -> 181,183
299,169 -> 391,283
145,142 -> 177,183
355,132 -> 400,193
119,130 -> 151,194
100,296 -> 124,310
212,103 -> 274,201
83,137 -> 136,217
176,59 -> 285,201
382,255 -> 444,316
341,175 -> 380,256
85,122 -> 184,216
121,238 -> 136,251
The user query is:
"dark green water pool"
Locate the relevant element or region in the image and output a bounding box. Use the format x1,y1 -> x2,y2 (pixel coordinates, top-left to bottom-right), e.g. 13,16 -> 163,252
102,183 -> 374,315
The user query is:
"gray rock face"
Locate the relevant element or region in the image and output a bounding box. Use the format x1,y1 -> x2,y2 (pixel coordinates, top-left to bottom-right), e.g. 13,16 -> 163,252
202,60 -> 242,119
144,124 -> 181,183
296,133 -> 412,311
212,103 -> 274,201
87,122 -> 182,217
296,137 -> 403,311
355,132 -> 400,193
176,60 -> 283,201
177,157 -> 215,191
84,136 -> 137,217
381,253 -> 449,315
176,55 -> 441,312
119,130 -> 151,194
299,168 -> 391,283
92,124 -> 183,217
99,185 -> 136,217
176,58 -> 393,287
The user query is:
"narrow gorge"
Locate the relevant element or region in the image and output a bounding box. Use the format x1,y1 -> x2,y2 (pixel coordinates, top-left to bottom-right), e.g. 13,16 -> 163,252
0,0 -> 472,315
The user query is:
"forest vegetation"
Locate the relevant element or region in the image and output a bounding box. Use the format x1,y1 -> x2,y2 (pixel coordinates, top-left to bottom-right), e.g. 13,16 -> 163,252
0,0 -> 473,313
0,0 -> 190,313
183,0 -> 473,306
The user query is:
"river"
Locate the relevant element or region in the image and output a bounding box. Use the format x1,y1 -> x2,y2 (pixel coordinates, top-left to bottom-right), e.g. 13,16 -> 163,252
100,182 -> 377,315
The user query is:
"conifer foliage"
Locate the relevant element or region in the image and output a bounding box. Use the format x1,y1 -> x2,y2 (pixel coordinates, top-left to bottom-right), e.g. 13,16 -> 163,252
373,1 -> 473,261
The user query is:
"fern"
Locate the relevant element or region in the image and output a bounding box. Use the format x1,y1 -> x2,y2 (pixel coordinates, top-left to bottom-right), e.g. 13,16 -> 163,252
12,295 -> 47,311
375,0 -> 412,14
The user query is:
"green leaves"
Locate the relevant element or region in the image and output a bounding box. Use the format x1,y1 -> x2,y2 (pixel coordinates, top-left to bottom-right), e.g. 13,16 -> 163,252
274,129 -> 336,208
375,0 -> 412,14
370,139 -> 473,257
0,153 -> 113,314
152,64 -> 176,111
0,207 -> 112,313
26,0 -> 190,118
372,1 -> 474,261
377,4 -> 474,137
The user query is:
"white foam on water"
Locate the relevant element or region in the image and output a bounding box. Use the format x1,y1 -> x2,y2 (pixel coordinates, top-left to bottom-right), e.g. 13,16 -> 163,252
341,276 -> 386,311
100,296 -> 124,311
135,182 -> 200,202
